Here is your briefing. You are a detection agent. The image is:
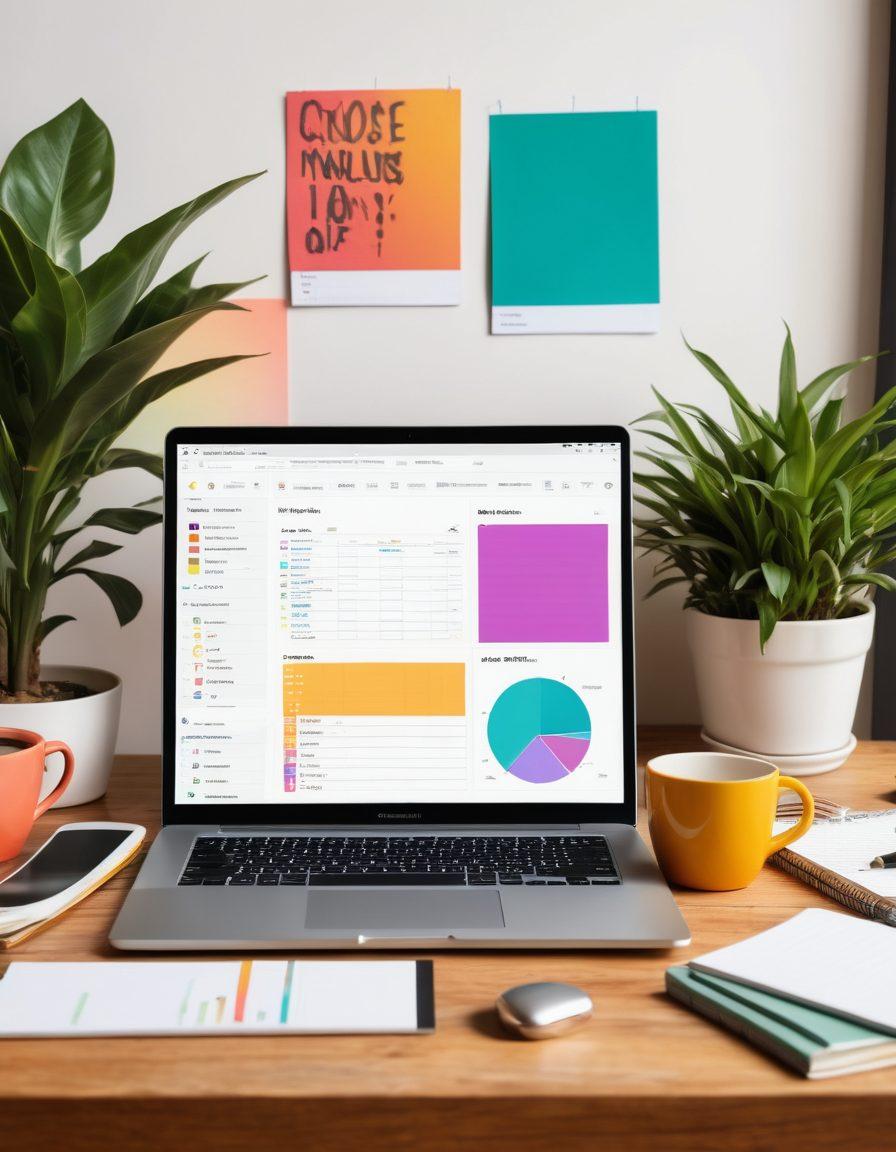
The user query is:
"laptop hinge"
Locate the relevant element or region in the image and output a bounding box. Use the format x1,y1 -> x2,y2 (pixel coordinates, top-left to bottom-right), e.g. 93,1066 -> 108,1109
218,823 -> 584,832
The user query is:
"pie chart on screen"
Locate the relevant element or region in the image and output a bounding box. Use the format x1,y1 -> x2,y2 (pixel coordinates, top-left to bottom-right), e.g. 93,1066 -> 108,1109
487,677 -> 591,784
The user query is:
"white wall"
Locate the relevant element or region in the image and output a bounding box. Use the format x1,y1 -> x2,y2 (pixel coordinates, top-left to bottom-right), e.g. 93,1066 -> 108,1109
4,0 -> 889,750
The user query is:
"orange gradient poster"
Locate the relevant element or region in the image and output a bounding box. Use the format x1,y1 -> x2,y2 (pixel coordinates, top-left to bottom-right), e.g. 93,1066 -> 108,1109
121,299 -> 288,449
286,89 -> 461,306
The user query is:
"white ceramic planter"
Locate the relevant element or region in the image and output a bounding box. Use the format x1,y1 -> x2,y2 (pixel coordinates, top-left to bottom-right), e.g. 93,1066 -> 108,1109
0,665 -> 122,807
685,603 -> 874,774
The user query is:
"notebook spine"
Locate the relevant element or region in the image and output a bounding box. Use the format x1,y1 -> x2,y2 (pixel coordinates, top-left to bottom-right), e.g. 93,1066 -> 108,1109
664,971 -> 807,1076
772,849 -> 896,927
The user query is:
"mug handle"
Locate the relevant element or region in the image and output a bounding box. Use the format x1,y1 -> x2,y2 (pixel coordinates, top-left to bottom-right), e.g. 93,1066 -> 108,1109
765,774 -> 815,858
34,741 -> 75,819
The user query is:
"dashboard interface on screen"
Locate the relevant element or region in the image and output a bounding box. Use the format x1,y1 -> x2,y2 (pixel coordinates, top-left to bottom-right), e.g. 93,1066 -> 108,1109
173,442 -> 624,806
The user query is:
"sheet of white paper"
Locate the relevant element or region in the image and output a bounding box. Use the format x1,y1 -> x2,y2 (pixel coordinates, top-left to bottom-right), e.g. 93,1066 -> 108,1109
0,959 -> 429,1037
772,810 -> 896,899
690,908 -> 896,1034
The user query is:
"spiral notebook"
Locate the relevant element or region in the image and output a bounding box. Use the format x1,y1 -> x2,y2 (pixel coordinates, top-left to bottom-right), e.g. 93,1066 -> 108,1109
771,809 -> 896,927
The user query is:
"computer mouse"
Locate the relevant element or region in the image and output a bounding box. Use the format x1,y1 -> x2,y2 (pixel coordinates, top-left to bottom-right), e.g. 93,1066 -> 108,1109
496,981 -> 593,1040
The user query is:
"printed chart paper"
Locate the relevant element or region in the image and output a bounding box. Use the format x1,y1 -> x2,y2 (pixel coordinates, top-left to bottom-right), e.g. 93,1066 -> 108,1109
286,89 -> 461,306
490,111 -> 659,334
0,960 -> 433,1036
121,298 -> 289,450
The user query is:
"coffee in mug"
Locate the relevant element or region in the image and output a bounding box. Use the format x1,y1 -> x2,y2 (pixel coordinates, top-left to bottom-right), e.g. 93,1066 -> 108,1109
0,739 -> 31,755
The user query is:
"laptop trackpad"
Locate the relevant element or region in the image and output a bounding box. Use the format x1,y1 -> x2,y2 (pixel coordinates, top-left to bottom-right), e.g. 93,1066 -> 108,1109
305,890 -> 504,930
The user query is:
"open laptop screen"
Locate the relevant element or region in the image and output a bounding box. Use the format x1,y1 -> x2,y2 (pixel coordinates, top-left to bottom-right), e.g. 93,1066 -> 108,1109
171,439 -> 626,808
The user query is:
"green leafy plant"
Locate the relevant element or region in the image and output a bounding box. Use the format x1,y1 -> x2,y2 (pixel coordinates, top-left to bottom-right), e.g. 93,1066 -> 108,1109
635,326 -> 896,648
0,99 -> 262,698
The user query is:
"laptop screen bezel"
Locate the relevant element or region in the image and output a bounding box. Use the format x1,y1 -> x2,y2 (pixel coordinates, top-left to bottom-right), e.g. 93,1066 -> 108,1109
161,426 -> 637,827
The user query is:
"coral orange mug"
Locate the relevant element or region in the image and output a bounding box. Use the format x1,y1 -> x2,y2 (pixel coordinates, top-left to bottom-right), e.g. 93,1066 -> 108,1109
0,727 -> 74,862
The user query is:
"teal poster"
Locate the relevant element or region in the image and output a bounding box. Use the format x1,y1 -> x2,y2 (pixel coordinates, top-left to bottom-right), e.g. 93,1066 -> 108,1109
489,110 -> 659,334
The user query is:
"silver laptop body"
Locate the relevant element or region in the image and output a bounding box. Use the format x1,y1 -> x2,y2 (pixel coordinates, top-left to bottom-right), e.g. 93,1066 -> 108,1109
111,427 -> 689,950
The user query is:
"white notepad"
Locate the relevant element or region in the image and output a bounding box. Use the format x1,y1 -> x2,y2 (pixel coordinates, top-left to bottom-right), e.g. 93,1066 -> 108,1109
0,959 -> 434,1037
690,909 -> 896,1035
772,809 -> 896,899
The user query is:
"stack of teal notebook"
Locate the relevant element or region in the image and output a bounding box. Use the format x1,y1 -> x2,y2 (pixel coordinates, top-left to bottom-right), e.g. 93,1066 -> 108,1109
666,966 -> 896,1079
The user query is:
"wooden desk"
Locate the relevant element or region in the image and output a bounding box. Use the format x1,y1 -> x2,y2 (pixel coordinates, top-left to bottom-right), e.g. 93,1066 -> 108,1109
3,728 -> 896,1152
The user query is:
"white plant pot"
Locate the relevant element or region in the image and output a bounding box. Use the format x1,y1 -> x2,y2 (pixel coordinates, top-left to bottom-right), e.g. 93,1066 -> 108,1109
684,603 -> 874,775
0,665 -> 122,807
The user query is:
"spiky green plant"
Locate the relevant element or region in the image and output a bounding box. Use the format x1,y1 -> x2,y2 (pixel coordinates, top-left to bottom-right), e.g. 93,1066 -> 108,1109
635,326 -> 896,648
0,99 -> 262,697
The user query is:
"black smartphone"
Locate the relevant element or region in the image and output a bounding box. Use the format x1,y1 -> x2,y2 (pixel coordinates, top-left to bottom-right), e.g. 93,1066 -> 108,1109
0,824 -> 143,906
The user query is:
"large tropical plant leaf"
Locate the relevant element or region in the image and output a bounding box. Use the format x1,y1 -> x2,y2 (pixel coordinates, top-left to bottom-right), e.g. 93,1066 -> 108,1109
37,614 -> 76,641
6,216 -> 87,402
61,567 -> 142,625
114,252 -> 264,342
0,208 -> 35,318
52,538 -> 122,582
94,448 -> 163,479
0,99 -> 114,272
83,353 -> 259,450
82,505 -> 162,534
76,171 -> 262,358
29,301 -> 243,464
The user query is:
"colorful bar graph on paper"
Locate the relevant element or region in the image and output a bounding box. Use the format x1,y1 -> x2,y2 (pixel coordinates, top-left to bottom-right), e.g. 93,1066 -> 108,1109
234,960 -> 252,1023
282,662 -> 465,717
0,960 -> 427,1035
178,979 -> 194,1026
477,524 -> 609,643
70,992 -> 89,1026
280,960 -> 295,1024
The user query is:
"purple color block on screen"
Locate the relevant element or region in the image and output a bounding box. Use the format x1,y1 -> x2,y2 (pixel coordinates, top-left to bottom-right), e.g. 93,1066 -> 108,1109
507,737 -> 569,784
478,523 -> 609,643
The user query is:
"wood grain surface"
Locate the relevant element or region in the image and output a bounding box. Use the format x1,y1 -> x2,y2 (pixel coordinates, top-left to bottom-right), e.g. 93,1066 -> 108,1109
3,728 -> 896,1152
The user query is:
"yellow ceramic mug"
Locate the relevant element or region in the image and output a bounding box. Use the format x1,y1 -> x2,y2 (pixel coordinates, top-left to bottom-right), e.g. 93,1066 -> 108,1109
646,752 -> 814,891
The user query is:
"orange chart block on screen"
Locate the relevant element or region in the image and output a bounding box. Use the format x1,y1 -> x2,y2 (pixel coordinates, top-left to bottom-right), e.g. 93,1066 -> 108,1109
283,663 -> 465,717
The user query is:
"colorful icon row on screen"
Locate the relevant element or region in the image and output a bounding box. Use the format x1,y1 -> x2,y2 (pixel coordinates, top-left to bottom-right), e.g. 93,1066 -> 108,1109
188,521 -> 200,574
284,716 -> 296,790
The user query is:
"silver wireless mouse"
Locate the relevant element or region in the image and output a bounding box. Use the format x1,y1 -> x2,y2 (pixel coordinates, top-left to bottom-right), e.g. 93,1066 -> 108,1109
496,981 -> 593,1040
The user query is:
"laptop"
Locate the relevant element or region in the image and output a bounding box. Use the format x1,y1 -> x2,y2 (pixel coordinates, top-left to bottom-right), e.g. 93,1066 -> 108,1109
110,426 -> 689,949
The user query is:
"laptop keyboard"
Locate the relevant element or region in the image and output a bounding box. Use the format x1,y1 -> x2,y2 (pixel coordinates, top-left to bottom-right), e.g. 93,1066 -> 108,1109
178,835 -> 620,887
